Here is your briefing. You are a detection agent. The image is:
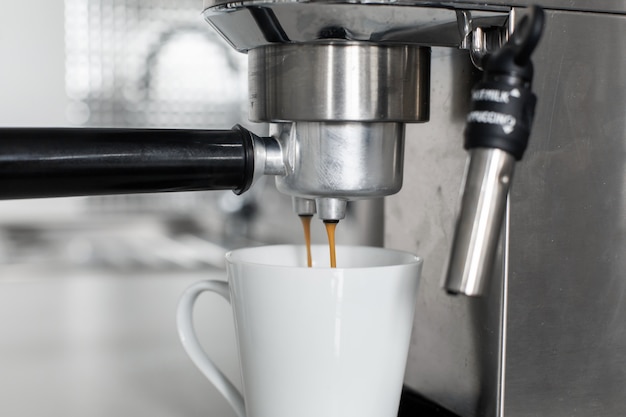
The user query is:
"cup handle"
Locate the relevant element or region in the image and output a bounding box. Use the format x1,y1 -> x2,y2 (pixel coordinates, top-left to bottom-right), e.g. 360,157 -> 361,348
176,280 -> 246,417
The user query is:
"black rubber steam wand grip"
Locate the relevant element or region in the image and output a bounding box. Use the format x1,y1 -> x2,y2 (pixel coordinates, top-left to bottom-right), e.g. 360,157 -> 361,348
0,125 -> 257,200
464,5 -> 545,158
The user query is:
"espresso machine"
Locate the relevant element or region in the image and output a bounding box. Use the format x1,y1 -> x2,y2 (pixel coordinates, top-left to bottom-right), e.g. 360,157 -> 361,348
1,1 -> 625,416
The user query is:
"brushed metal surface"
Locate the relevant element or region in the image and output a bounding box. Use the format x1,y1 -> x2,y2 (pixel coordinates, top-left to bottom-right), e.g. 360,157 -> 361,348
248,43 -> 427,208
248,44 -> 430,123
203,0 -> 625,15
504,9 -> 626,416
272,122 -> 405,200
458,0 -> 626,13
391,7 -> 626,417
386,47 -> 504,417
203,3 -> 509,52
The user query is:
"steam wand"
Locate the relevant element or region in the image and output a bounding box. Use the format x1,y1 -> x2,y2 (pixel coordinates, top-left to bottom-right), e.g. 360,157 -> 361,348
444,6 -> 545,296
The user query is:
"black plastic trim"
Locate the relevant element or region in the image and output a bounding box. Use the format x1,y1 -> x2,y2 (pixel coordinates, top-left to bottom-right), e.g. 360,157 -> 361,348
0,127 -> 257,200
398,387 -> 460,417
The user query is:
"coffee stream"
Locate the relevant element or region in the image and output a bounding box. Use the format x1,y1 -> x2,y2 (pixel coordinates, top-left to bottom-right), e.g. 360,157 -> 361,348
299,215 -> 313,268
299,216 -> 338,268
324,221 -> 338,268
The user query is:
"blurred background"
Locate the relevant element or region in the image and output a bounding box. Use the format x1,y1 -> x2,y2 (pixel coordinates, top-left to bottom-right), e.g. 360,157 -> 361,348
0,1 -> 305,416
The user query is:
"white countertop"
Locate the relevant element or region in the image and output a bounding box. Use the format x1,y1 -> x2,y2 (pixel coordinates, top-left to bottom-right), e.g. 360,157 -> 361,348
0,265 -> 240,417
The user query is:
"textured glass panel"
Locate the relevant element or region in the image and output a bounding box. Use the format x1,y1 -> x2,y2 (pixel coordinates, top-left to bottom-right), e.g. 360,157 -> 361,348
64,0 -> 248,128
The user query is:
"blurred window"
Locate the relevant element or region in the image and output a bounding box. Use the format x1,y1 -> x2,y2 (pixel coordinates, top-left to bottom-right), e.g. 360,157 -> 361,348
64,0 -> 248,128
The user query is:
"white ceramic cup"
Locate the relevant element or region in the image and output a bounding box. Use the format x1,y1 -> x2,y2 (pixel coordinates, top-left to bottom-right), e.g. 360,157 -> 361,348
177,244 -> 422,417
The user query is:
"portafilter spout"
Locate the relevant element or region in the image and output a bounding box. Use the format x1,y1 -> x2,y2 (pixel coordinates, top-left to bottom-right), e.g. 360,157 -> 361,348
444,6 -> 545,296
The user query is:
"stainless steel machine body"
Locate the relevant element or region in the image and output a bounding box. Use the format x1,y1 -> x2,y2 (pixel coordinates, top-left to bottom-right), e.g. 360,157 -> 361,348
388,5 -> 626,417
201,1 -> 626,416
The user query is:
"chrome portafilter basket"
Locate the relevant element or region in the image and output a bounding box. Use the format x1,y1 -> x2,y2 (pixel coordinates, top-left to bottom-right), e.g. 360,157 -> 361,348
248,42 -> 430,220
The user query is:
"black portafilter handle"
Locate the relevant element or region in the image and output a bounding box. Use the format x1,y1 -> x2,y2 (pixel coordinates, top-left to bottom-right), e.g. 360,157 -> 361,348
0,125 -> 259,200
444,6 -> 545,296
